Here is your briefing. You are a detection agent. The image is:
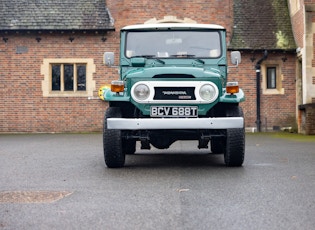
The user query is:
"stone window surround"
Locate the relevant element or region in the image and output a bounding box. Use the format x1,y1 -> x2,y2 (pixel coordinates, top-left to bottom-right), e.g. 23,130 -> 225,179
261,60 -> 284,95
41,58 -> 96,97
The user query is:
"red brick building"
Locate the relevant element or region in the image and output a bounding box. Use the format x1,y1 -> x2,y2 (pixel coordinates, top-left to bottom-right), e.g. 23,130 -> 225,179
0,1 -> 114,132
0,0 -> 302,133
229,0 -> 297,131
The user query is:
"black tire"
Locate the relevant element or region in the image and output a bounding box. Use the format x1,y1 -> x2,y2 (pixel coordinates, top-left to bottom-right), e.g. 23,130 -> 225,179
103,107 -> 125,168
224,128 -> 245,166
223,106 -> 245,167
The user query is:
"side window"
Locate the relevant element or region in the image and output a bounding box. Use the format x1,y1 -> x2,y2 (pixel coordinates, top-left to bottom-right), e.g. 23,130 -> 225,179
262,62 -> 284,94
52,64 -> 61,91
41,59 -> 95,97
51,64 -> 86,92
77,65 -> 87,91
266,67 -> 277,89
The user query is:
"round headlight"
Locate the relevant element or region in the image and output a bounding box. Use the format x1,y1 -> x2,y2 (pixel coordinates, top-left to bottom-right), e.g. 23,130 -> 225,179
199,84 -> 218,102
133,84 -> 150,101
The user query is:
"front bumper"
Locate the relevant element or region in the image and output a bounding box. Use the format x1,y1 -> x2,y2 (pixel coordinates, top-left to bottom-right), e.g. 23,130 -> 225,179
107,117 -> 244,130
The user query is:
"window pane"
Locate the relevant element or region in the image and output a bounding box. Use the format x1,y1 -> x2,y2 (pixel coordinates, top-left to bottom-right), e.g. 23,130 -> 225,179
64,64 -> 74,91
52,65 -> 61,91
267,67 -> 276,89
77,65 -> 86,91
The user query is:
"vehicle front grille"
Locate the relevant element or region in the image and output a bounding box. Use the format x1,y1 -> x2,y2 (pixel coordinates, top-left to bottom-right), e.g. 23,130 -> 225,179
153,87 -> 196,100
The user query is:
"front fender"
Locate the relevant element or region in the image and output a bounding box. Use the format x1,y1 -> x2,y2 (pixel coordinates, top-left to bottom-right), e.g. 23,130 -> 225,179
219,88 -> 245,103
98,85 -> 130,102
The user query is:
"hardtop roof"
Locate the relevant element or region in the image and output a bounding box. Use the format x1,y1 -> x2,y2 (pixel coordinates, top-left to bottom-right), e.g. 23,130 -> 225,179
121,23 -> 225,31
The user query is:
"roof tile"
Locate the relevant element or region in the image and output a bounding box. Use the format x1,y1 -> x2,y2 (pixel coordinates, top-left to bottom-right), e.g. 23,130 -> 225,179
229,0 -> 296,50
0,0 -> 114,31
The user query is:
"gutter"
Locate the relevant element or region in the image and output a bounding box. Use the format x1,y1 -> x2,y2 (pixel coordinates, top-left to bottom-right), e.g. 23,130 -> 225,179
255,50 -> 268,132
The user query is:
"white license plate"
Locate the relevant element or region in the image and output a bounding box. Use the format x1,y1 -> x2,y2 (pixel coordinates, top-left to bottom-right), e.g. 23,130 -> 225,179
150,106 -> 198,117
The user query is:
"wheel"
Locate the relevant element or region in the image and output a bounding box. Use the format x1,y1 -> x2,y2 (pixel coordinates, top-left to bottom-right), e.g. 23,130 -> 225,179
103,107 -> 125,168
224,128 -> 245,166
223,105 -> 245,167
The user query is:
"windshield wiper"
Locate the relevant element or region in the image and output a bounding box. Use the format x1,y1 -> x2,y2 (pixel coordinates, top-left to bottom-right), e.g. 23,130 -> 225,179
170,54 -> 196,58
131,55 -> 165,64
131,55 -> 155,58
153,58 -> 165,64
194,59 -> 205,64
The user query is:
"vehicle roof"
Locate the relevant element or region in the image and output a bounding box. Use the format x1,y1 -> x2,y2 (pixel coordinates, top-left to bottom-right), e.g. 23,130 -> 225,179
121,23 -> 225,31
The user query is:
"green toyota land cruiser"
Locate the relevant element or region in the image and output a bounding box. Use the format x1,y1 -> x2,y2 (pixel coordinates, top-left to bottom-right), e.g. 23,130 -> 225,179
99,21 -> 245,168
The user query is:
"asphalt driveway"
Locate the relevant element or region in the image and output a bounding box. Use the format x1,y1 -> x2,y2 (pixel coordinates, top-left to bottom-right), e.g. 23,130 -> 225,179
1,133 -> 315,230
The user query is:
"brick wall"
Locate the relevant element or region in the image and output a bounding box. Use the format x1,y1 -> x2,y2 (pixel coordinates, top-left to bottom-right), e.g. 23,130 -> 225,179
107,0 -> 234,39
304,0 -> 315,4
299,103 -> 315,134
290,1 -> 304,48
229,52 -> 297,130
0,33 -> 114,132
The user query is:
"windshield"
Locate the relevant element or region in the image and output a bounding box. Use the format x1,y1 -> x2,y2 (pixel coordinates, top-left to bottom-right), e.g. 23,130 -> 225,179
125,31 -> 222,58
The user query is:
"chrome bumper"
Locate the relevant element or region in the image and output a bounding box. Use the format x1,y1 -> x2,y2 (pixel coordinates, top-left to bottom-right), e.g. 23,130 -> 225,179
107,117 -> 244,130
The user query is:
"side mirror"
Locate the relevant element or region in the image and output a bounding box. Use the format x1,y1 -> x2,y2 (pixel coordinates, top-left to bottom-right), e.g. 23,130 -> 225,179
104,52 -> 115,66
231,51 -> 241,66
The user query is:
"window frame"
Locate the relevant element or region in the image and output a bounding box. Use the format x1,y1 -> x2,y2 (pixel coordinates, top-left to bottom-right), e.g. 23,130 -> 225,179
125,30 -> 223,59
261,61 -> 284,95
41,58 -> 96,97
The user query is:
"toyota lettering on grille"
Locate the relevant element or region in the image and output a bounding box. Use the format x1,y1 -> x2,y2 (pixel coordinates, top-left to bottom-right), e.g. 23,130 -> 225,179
162,91 -> 187,95
154,87 -> 195,100
162,91 -> 191,99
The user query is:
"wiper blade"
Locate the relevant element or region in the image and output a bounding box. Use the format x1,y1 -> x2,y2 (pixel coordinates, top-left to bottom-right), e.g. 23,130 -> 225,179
154,58 -> 165,64
131,55 -> 155,58
170,54 -> 196,58
194,59 -> 205,64
131,55 -> 165,64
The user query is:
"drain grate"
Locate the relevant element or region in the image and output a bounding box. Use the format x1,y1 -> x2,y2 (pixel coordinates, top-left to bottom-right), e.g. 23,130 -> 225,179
0,191 -> 72,203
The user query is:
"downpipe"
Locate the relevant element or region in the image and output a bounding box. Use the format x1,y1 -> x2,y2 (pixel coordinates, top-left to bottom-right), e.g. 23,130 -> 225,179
255,50 -> 268,132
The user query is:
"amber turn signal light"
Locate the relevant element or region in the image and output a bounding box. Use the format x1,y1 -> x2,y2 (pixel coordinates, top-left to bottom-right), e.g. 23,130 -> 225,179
226,82 -> 239,94
111,80 -> 125,93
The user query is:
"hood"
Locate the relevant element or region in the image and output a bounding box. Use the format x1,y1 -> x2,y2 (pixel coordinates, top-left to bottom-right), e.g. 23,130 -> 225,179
123,66 -> 221,79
